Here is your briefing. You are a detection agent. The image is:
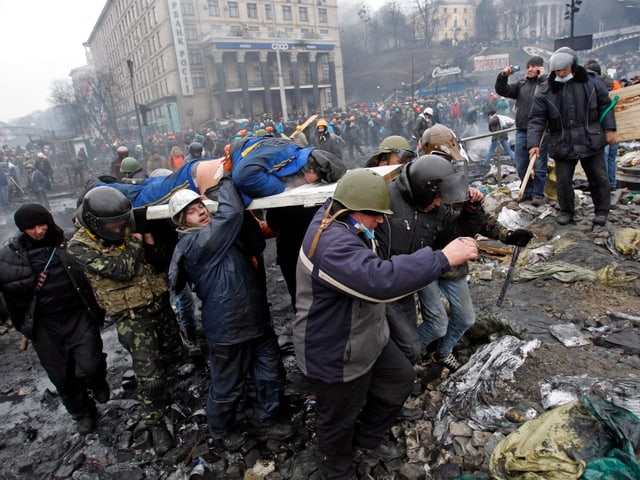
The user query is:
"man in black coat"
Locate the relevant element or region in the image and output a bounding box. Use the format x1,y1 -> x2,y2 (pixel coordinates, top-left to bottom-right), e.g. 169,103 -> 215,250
0,204 -> 109,434
528,48 -> 617,226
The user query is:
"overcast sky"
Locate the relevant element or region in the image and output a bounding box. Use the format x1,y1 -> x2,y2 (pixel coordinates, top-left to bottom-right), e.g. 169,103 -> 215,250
0,1 -> 106,123
0,0 -> 385,124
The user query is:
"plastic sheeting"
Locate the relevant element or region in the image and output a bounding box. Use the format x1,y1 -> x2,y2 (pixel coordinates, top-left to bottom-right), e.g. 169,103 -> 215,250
435,335 -> 541,442
490,395 -> 640,480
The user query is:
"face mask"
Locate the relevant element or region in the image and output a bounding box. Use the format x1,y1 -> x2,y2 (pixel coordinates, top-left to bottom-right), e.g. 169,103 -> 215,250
349,215 -> 376,240
361,225 -> 376,240
554,73 -> 573,83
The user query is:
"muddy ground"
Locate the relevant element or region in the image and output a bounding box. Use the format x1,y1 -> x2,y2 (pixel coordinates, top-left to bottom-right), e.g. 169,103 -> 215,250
1,147 -> 639,479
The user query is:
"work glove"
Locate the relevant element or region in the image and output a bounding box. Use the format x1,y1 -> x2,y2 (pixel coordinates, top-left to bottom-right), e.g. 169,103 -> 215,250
504,229 -> 534,247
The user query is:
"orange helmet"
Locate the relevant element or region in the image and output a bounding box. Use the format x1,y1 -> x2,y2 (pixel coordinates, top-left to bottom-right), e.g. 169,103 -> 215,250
349,116 -> 356,121
317,118 -> 329,128
239,129 -> 247,137
265,126 -> 274,132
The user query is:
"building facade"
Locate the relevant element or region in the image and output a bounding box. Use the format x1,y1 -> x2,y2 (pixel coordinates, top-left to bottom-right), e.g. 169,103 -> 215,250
431,0 -> 570,46
86,0 -> 345,134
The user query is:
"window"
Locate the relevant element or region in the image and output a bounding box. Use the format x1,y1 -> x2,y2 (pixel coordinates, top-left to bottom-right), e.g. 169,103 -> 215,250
321,54 -> 330,82
192,74 -> 205,89
247,3 -> 257,18
189,50 -> 203,65
230,25 -> 242,36
228,2 -> 239,17
185,23 -> 198,40
318,8 -> 327,23
265,4 -> 273,20
181,0 -> 194,16
207,0 -> 219,16
282,5 -> 292,21
299,7 -> 308,22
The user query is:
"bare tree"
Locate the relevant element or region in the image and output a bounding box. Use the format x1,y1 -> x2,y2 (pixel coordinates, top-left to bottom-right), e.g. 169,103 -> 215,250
500,0 -> 529,45
379,0 -> 412,50
49,70 -> 121,141
413,0 -> 440,47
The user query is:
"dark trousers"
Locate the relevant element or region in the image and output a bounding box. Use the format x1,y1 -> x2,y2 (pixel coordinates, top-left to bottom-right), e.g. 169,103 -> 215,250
311,340 -> 415,480
32,307 -> 107,419
386,294 -> 422,364
206,328 -> 286,437
555,151 -> 610,217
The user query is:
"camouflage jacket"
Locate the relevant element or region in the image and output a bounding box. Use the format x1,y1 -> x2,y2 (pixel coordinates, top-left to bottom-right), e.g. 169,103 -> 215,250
67,228 -> 168,317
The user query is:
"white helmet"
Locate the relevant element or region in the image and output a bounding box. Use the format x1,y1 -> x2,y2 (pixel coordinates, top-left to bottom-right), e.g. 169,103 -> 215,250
424,107 -> 434,116
168,189 -> 202,225
149,168 -> 173,178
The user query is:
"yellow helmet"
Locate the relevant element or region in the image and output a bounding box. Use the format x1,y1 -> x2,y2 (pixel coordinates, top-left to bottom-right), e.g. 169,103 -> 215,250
316,118 -> 329,128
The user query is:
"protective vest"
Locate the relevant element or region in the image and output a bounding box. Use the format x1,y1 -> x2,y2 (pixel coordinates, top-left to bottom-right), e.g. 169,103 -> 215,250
72,230 -> 168,316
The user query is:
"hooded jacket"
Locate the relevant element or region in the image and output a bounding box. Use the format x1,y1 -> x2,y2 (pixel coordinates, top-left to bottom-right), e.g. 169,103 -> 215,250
0,226 -> 104,337
527,65 -> 616,159
169,176 -> 269,346
293,199 -> 451,384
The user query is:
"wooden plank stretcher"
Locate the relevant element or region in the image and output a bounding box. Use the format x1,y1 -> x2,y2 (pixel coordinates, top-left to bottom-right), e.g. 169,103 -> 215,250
146,164 -> 402,220
610,83 -> 640,142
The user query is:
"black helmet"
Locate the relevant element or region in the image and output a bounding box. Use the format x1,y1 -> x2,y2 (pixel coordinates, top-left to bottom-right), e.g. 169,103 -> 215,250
404,155 -> 469,209
189,142 -> 203,156
78,186 -> 135,241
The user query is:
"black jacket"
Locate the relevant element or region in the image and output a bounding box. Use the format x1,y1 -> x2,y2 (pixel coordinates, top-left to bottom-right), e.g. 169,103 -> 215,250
527,65 -> 616,160
387,168 -> 485,279
495,72 -> 547,130
0,228 -> 104,337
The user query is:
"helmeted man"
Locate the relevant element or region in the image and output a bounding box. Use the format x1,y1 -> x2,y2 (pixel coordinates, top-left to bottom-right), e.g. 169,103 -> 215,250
495,55 -> 549,205
0,204 -> 109,434
290,125 -> 309,148
120,156 -> 148,185
411,107 -> 433,144
385,155 -> 533,369
67,187 -> 185,455
311,118 -> 343,159
418,124 -> 469,162
168,181 -> 294,449
365,135 -> 416,168
184,142 -> 204,163
294,169 -> 479,479
111,145 -> 129,181
528,47 -> 617,226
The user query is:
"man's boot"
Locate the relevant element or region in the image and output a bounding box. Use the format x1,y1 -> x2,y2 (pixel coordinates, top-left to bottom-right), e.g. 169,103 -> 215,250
75,406 -> 97,435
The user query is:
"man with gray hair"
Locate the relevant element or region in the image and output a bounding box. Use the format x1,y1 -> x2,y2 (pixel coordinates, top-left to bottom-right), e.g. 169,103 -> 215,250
527,47 -> 617,226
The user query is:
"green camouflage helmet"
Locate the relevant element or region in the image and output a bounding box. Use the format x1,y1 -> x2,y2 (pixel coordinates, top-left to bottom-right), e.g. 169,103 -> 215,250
120,156 -> 139,173
333,169 -> 393,214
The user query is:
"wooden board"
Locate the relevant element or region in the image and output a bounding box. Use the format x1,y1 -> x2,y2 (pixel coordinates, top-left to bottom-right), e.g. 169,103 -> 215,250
610,83 -> 640,142
145,164 -> 401,219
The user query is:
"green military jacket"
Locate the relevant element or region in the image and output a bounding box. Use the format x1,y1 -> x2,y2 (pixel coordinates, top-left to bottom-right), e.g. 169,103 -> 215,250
67,227 -> 168,317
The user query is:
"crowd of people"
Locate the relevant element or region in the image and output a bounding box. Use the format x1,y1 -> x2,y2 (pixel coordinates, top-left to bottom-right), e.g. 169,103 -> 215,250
0,46 -> 625,479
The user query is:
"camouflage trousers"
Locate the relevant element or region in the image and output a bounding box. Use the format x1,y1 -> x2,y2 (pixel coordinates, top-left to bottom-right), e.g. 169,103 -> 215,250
113,293 -> 185,424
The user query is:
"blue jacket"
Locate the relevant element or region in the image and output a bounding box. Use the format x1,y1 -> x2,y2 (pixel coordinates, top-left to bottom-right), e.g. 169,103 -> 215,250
168,177 -> 270,345
230,136 -> 314,205
293,200 -> 451,384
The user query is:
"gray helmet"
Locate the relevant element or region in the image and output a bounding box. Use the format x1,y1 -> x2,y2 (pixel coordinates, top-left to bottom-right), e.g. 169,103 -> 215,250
77,186 -> 134,241
404,155 -> 469,209
189,142 -> 203,156
333,169 -> 392,214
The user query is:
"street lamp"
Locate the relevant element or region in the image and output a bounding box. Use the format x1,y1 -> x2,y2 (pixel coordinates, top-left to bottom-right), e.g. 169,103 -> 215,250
126,59 -> 146,159
271,2 -> 288,122
564,0 -> 583,38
